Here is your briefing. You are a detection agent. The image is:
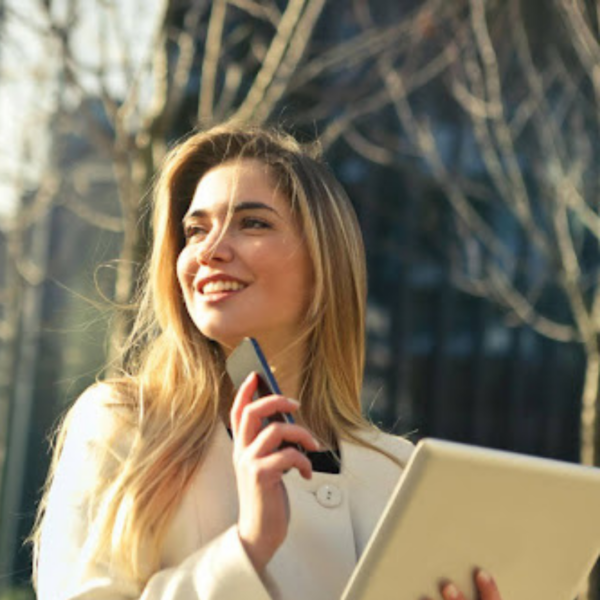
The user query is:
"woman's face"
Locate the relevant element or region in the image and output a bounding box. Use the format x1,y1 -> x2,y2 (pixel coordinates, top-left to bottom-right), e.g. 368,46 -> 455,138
177,159 -> 313,353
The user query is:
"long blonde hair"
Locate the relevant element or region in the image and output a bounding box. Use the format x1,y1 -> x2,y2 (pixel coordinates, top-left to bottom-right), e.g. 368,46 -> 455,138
33,123 -> 384,587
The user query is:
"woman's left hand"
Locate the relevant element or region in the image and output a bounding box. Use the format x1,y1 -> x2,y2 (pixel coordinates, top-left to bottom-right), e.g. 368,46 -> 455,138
422,569 -> 502,600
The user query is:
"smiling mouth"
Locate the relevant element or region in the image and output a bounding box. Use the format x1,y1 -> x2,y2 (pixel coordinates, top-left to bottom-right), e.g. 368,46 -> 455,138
200,280 -> 247,295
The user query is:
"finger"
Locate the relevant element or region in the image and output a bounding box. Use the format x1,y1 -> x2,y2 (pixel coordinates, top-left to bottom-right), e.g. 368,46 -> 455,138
440,582 -> 466,600
250,422 -> 320,457
254,446 -> 314,481
474,569 -> 501,600
230,372 -> 259,439
237,396 -> 301,448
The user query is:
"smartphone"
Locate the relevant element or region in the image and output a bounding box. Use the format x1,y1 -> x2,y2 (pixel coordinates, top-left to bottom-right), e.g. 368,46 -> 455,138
226,337 -> 296,427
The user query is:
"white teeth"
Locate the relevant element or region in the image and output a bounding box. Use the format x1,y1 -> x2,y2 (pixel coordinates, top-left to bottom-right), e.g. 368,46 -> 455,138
201,280 -> 246,294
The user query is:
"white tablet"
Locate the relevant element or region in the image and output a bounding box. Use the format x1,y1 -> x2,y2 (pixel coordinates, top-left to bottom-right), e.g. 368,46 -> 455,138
342,439 -> 600,600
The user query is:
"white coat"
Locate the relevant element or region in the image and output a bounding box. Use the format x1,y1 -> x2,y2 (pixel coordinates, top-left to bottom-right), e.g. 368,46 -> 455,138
37,385 -> 414,600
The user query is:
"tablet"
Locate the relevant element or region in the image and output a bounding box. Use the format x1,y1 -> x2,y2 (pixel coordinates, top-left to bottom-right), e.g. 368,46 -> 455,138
341,438 -> 600,600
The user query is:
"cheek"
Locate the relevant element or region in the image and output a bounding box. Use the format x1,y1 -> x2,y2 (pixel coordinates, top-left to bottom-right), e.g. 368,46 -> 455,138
176,248 -> 195,295
270,247 -> 314,303
257,248 -> 303,285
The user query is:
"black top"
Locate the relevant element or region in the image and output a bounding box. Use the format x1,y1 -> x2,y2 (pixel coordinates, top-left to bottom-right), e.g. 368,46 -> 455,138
305,448 -> 340,474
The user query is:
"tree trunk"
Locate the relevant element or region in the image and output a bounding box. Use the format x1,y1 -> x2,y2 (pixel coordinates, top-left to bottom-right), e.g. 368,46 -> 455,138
579,349 -> 600,467
578,349 -> 600,600
0,208 -> 51,591
107,141 -> 156,365
0,231 -> 22,504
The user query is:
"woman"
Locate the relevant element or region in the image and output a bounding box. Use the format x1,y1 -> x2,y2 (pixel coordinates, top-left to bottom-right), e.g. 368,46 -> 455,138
32,124 -> 503,600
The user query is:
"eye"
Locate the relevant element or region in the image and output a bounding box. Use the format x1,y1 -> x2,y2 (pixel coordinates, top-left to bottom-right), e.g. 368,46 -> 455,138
241,217 -> 271,230
183,224 -> 207,242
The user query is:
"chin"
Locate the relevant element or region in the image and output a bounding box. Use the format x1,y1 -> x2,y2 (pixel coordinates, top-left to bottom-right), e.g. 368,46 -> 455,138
197,324 -> 245,352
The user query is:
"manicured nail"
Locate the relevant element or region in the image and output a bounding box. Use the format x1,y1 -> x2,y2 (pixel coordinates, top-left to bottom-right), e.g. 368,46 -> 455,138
288,398 -> 300,406
312,437 -> 321,449
443,583 -> 459,599
476,570 -> 491,584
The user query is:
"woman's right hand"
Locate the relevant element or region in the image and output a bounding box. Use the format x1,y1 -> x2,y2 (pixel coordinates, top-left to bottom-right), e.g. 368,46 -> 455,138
230,372 -> 320,574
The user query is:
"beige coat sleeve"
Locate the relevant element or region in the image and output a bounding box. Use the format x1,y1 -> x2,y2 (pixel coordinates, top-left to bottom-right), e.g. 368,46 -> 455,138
36,386 -> 271,600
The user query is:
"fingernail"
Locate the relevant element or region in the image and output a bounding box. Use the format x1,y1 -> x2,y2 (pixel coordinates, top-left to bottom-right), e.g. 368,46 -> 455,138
288,398 -> 300,406
312,437 -> 321,449
443,583 -> 459,600
476,570 -> 491,584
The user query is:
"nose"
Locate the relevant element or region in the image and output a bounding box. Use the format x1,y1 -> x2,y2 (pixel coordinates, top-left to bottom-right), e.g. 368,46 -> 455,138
195,230 -> 234,265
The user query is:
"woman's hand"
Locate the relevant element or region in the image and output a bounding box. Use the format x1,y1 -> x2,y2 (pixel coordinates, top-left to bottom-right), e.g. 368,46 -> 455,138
423,569 -> 502,600
231,372 -> 320,574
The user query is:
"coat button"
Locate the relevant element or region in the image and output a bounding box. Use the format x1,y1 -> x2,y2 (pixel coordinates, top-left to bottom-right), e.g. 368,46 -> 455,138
316,483 -> 342,508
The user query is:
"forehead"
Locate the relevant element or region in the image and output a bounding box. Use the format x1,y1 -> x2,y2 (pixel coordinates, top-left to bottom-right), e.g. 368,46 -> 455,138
186,158 -> 289,215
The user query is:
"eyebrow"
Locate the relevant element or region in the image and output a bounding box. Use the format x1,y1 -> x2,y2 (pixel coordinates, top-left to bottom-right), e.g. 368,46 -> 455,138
182,201 -> 281,223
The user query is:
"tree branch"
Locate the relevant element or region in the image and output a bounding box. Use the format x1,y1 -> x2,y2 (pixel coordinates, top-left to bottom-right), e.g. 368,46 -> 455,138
199,0 -> 228,123
233,0 -> 308,122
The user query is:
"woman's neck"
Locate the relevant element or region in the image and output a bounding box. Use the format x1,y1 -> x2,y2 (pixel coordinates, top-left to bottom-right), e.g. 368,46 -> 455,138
220,336 -> 308,423
266,340 -> 306,401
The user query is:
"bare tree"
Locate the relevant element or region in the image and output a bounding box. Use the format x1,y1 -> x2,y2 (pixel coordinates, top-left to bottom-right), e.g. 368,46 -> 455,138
0,0 -> 63,508
356,5 -> 600,596
0,91 -> 61,595
337,0 -> 600,465
331,2 -> 600,594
